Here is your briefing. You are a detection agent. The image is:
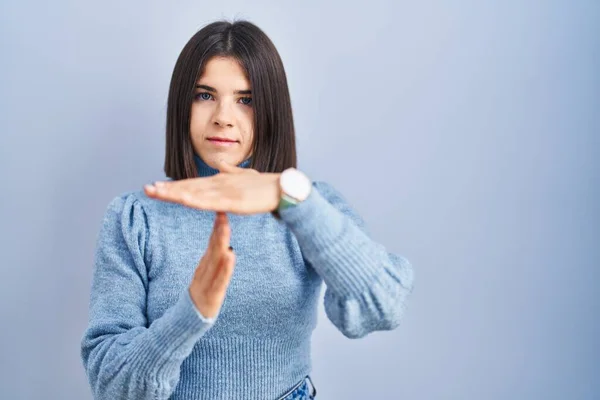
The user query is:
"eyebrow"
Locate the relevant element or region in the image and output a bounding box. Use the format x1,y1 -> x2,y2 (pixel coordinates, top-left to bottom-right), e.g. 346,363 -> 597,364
195,84 -> 252,95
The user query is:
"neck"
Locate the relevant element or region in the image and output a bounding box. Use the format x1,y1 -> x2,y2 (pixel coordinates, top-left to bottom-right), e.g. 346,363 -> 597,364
193,153 -> 251,177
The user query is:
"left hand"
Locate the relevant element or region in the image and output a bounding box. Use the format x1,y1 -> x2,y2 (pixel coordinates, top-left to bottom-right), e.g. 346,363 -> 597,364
144,160 -> 281,215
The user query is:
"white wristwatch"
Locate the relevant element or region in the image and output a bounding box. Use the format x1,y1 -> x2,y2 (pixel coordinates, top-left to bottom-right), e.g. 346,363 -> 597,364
277,168 -> 312,213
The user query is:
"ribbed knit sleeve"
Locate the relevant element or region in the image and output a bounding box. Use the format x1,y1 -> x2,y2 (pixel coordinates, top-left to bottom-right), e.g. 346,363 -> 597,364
279,181 -> 414,339
80,193 -> 215,399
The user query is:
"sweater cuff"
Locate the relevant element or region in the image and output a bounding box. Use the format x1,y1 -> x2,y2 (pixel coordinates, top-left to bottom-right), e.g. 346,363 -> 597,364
126,288 -> 215,378
279,186 -> 384,298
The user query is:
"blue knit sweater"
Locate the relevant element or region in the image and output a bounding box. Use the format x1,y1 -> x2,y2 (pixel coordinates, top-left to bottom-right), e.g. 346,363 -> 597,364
80,155 -> 414,400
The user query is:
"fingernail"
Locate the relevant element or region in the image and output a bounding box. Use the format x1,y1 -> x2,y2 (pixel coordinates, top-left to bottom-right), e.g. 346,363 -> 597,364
144,184 -> 156,193
154,181 -> 165,188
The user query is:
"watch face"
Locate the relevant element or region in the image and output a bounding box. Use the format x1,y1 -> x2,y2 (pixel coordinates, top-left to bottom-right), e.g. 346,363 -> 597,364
281,168 -> 312,202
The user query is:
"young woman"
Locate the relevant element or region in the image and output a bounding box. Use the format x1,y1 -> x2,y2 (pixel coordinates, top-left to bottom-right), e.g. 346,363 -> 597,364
80,19 -> 414,400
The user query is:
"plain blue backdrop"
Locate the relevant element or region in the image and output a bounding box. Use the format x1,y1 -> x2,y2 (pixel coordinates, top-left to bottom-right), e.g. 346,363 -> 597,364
0,1 -> 598,399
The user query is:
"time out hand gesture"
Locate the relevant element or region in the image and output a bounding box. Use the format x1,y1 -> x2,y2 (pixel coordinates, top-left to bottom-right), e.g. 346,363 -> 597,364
189,212 -> 235,319
144,160 -> 281,215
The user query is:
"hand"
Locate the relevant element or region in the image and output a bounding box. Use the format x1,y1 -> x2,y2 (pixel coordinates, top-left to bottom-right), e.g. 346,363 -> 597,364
189,212 -> 236,319
144,160 -> 281,215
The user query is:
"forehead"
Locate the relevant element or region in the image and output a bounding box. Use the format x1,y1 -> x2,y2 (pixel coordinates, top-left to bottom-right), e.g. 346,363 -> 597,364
197,57 -> 250,89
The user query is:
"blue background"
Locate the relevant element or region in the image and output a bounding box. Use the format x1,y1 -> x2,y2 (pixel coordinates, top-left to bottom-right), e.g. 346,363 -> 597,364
1,1 -> 598,398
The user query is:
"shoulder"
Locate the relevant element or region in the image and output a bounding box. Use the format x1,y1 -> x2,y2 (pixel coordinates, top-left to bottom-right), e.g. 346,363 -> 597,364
101,187 -> 171,229
104,189 -> 146,214
104,181 -> 176,217
97,190 -> 148,232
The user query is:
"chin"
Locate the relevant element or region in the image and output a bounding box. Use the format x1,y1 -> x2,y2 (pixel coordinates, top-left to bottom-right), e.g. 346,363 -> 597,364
202,152 -> 242,167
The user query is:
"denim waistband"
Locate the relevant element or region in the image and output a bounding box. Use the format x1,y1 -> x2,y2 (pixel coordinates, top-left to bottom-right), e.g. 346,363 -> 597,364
277,375 -> 317,400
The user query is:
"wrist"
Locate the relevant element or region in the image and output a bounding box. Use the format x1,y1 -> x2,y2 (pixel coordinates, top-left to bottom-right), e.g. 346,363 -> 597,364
272,168 -> 312,218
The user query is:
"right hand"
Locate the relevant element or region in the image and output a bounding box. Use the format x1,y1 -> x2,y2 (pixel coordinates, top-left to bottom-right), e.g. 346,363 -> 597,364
189,212 -> 236,319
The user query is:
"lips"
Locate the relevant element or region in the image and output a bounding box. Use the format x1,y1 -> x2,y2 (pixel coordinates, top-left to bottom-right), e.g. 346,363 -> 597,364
207,137 -> 238,143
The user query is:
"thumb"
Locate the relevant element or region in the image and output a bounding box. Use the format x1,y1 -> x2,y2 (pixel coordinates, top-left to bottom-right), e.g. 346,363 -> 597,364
216,158 -> 243,174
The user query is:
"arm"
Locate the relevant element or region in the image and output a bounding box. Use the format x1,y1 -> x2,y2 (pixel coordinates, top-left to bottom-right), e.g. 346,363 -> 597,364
80,194 -> 214,399
279,181 -> 414,339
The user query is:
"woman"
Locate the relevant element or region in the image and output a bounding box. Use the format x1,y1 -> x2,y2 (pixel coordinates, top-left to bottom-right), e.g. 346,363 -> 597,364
80,19 -> 414,400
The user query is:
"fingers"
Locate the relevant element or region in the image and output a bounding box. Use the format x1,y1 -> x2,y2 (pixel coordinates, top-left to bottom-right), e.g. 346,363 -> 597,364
144,180 -> 175,196
194,214 -> 218,280
206,212 -> 227,252
195,212 -> 231,284
143,179 -> 199,206
189,216 -> 236,318
210,247 -> 236,292
213,212 -> 230,251
144,178 -> 233,212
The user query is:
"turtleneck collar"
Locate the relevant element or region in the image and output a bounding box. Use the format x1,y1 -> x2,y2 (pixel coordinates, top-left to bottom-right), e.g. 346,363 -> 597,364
193,153 -> 252,177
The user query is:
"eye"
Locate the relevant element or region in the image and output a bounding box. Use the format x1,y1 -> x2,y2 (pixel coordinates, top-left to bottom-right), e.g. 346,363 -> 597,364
195,92 -> 213,101
239,97 -> 252,106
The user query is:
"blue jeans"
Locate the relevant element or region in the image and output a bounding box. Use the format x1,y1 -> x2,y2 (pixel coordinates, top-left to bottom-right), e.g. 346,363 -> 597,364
278,375 -> 317,400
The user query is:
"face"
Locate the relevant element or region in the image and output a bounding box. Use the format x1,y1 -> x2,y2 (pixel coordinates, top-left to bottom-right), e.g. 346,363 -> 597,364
190,56 -> 254,169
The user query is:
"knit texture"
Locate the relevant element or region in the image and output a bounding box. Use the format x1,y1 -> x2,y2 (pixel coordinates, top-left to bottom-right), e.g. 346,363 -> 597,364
80,155 -> 414,400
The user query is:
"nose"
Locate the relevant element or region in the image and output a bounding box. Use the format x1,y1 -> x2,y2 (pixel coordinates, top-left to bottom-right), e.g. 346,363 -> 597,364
212,102 -> 234,128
